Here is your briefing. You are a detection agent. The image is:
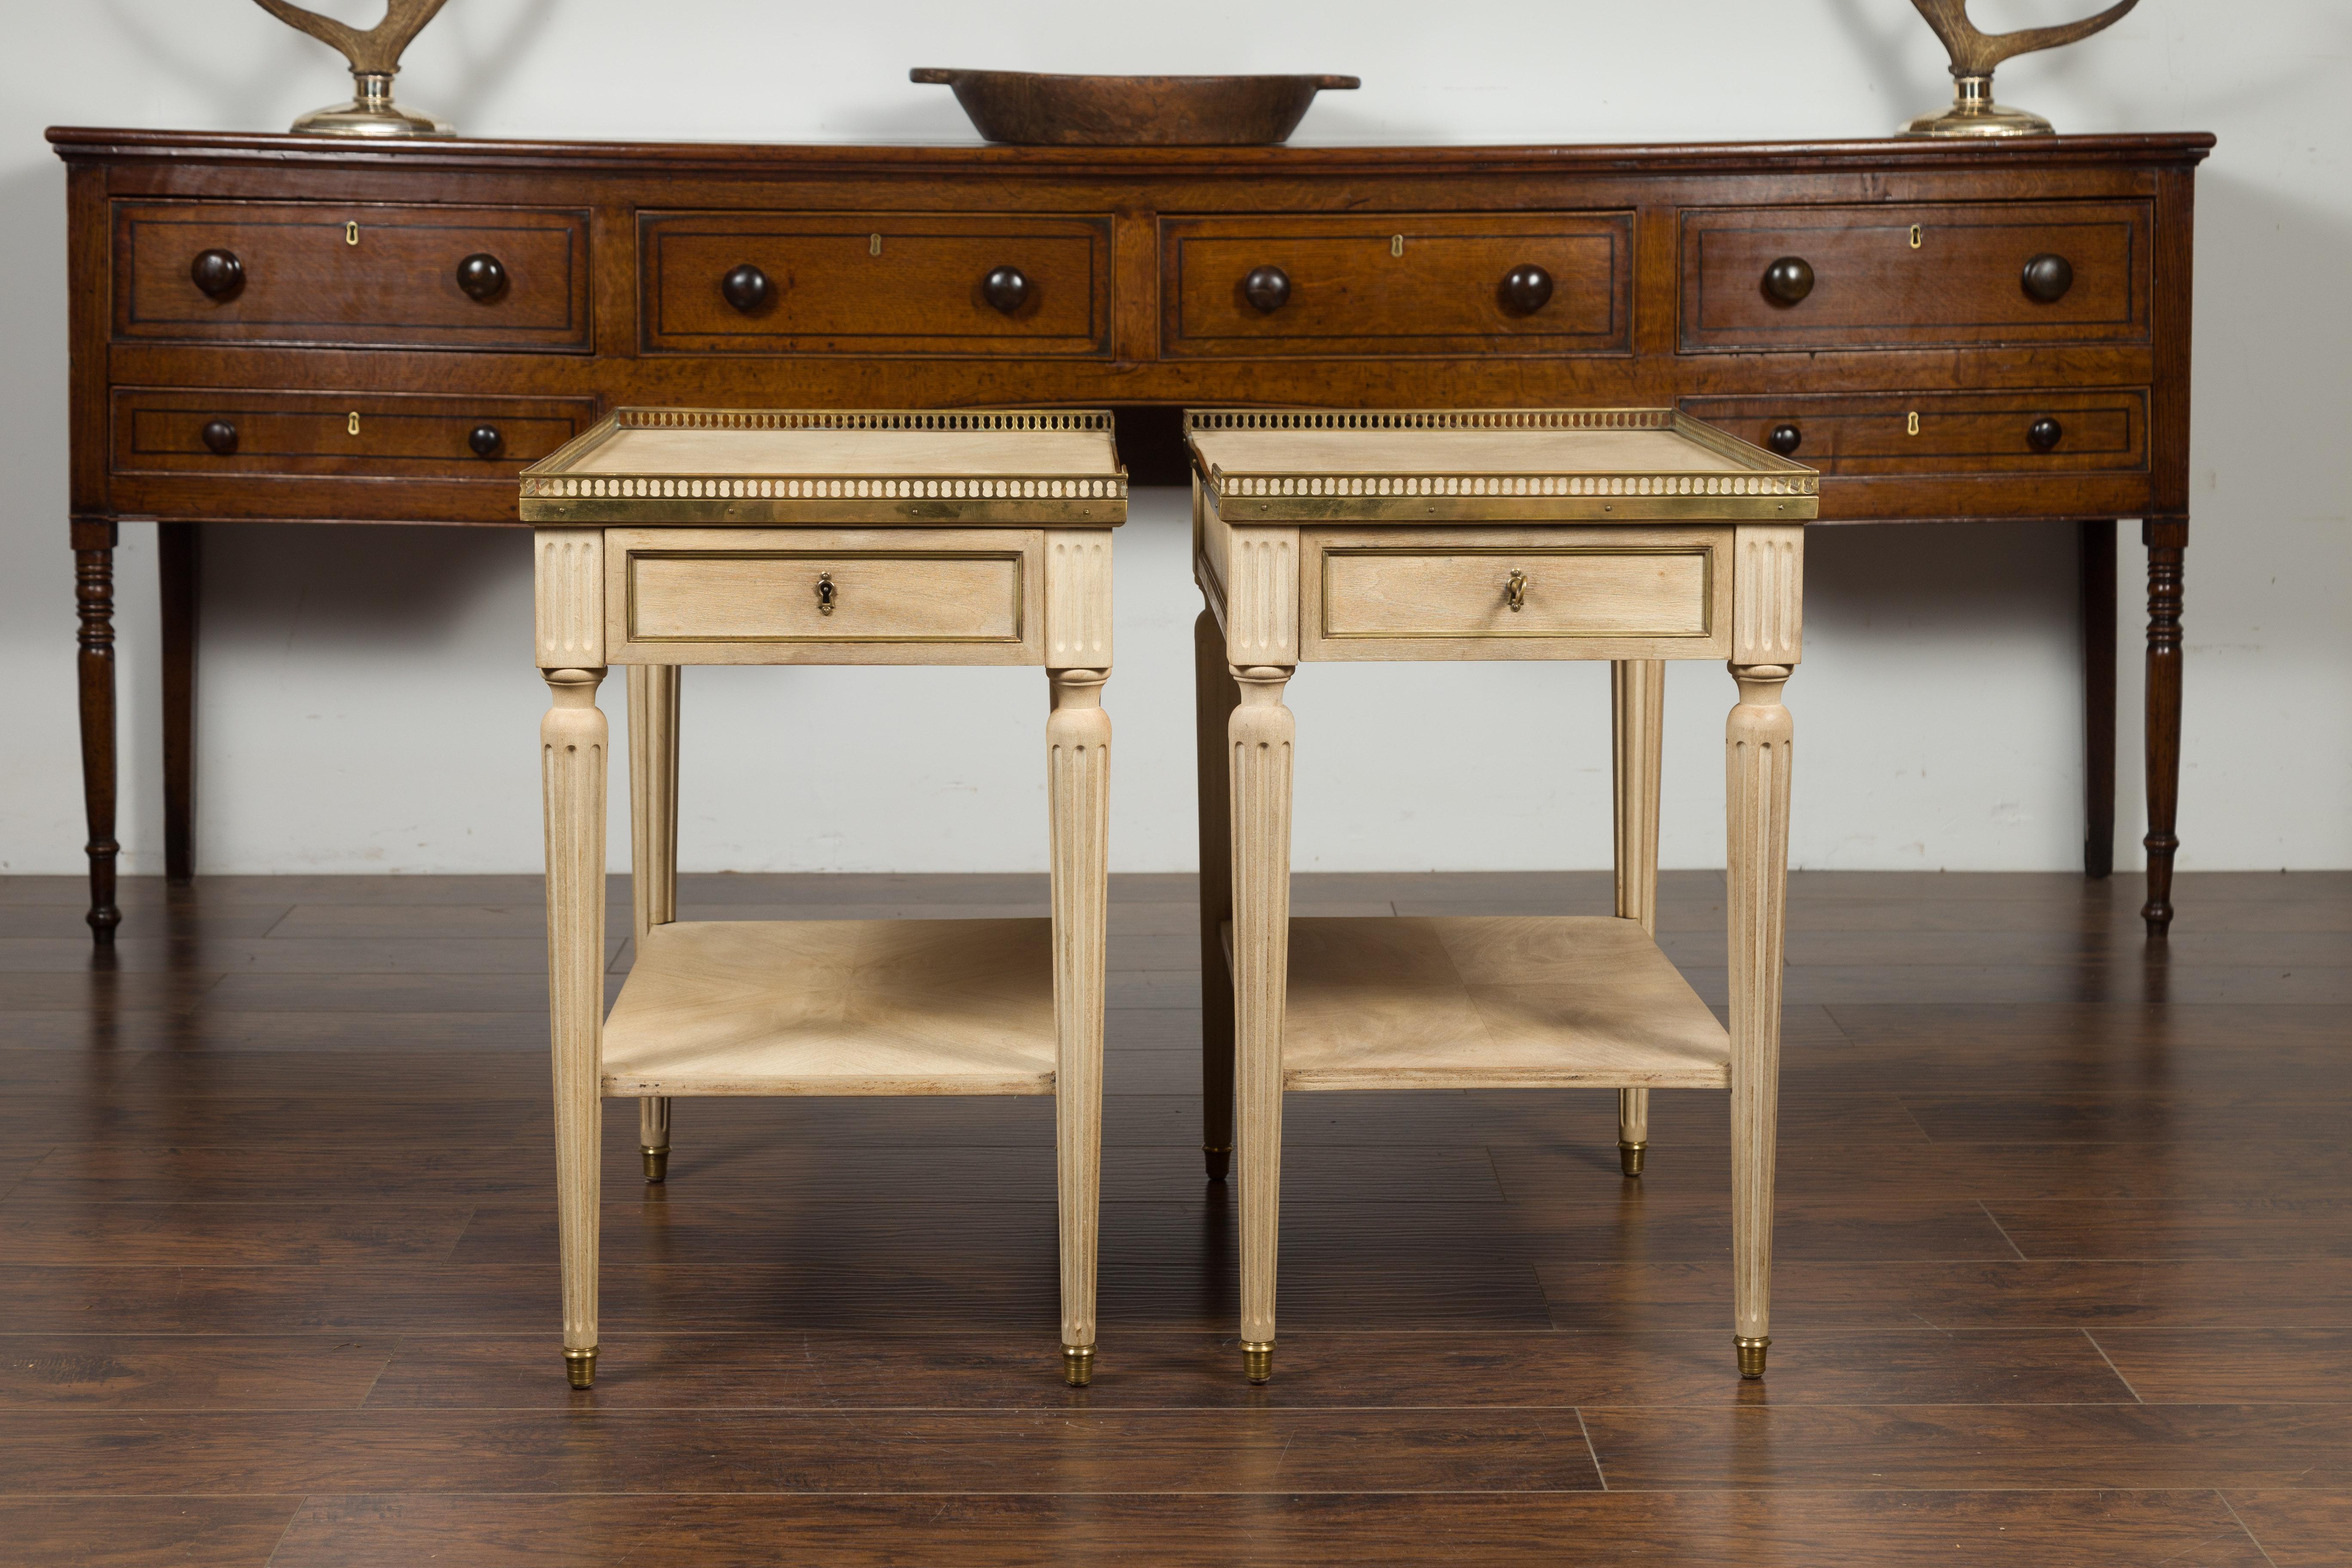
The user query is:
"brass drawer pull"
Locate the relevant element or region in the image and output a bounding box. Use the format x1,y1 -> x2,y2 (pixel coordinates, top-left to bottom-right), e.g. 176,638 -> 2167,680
815,572 -> 836,615
1504,569 -> 1528,612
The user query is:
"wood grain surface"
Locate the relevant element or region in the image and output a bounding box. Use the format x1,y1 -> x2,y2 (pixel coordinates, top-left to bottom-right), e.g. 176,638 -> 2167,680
0,866 -> 2338,1565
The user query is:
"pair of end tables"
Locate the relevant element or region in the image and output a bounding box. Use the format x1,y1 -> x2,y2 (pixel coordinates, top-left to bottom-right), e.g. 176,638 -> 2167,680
521,405 -> 1816,1390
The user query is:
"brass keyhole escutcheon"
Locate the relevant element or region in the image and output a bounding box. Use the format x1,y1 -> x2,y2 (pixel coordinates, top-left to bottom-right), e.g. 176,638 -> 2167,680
1504,569 -> 1528,612
1907,410 -> 1920,436
347,411 -> 361,436
1390,234 -> 1404,257
869,233 -> 882,257
1909,224 -> 1923,249
346,220 -> 359,246
816,572 -> 836,616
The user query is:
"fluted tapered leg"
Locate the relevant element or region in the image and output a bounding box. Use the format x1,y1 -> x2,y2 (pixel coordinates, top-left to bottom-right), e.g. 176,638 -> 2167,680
1049,668 -> 1111,1386
1612,658 -> 1664,1177
628,664 -> 680,1183
1726,662 -> 1792,1379
542,666 -> 608,1387
1194,612 -> 1242,1182
1230,665 -> 1294,1382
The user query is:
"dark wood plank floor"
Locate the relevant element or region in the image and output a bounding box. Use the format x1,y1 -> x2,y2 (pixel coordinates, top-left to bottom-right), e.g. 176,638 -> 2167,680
1,868 -> 2345,1565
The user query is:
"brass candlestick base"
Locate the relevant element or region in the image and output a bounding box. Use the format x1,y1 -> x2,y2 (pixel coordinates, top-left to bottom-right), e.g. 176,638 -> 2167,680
1618,1140 -> 1648,1178
253,1 -> 456,136
641,1143 -> 670,1184
1899,74 -> 2052,138
1241,1341 -> 1274,1384
1735,1335 -> 1770,1379
1063,1344 -> 1096,1387
564,1346 -> 598,1389
291,70 -> 451,137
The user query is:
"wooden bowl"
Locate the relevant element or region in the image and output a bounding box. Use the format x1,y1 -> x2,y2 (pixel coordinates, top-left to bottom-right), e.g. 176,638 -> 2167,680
911,70 -> 1359,146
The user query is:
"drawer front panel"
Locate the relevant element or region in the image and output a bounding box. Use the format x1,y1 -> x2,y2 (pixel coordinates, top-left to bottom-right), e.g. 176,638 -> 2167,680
1678,389 -> 2148,477
1302,527 -> 1732,662
115,201 -> 590,350
640,214 -> 1109,355
113,389 -> 598,478
1163,213 -> 1632,358
606,528 -> 1043,665
1680,201 -> 2149,352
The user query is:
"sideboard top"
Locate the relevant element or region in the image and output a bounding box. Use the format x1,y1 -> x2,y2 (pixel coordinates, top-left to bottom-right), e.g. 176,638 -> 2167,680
46,126 -> 2215,177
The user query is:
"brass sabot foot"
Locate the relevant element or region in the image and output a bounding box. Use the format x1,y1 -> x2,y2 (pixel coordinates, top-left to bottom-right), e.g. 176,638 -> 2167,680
1618,1140 -> 1648,1178
1241,1341 -> 1274,1384
564,1346 -> 598,1389
1063,1344 -> 1096,1387
641,1144 -> 669,1184
1735,1335 -> 1769,1380
1203,1143 -> 1231,1181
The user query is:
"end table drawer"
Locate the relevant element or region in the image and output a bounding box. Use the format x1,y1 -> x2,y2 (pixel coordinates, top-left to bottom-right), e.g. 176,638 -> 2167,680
1302,527 -> 1732,662
606,528 -> 1043,665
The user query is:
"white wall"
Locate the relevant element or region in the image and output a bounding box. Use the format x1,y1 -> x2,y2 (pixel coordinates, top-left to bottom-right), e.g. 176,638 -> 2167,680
1,0 -> 2345,875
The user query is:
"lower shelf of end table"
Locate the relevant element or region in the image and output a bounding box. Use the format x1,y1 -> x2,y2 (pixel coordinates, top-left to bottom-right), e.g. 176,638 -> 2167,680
1222,915 -> 1729,1090
602,918 -> 1059,1096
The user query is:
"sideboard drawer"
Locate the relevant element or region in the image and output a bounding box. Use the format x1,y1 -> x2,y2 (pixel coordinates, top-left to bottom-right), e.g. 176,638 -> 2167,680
1678,389 -> 2148,477
1162,213 -> 1632,358
1679,201 -> 2150,352
1299,527 -> 1731,662
113,389 -> 598,478
640,213 -> 1109,355
606,528 -> 1043,665
114,201 -> 590,351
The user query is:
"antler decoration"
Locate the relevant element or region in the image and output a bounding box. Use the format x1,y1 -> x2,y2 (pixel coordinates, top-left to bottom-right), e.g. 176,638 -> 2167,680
1899,0 -> 2141,136
1908,0 -> 2141,77
251,0 -> 452,75
251,0 -> 455,136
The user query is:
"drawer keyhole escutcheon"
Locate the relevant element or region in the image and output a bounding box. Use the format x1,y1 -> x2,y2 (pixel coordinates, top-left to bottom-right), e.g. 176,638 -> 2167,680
346,221 -> 359,246
816,573 -> 836,616
1910,224 -> 1923,250
1906,411 -> 1920,436
1504,569 -> 1529,613
1391,234 -> 1404,257
870,233 -> 882,257
347,412 -> 361,436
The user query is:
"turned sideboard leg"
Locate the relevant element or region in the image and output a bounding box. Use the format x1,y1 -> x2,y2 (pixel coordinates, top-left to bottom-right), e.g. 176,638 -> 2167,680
1230,664 -> 1294,1384
2079,520 -> 2117,880
159,522 -> 201,887
1194,611 -> 1242,1182
1611,658 -> 1665,1178
627,664 -> 680,1184
542,665 -> 608,1388
2141,519 -> 2188,936
1048,668 -> 1112,1386
1727,662 -> 1792,1380
72,518 -> 120,944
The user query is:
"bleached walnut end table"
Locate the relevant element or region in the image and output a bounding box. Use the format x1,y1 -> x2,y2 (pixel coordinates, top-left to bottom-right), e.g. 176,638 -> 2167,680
522,408 -> 1124,1389
1186,407 -> 1815,1384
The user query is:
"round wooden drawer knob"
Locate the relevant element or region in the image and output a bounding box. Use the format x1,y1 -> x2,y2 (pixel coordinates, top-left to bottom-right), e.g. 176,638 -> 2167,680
1767,423 -> 1802,457
1761,255 -> 1815,305
1243,264 -> 1292,313
981,265 -> 1030,314
190,249 -> 244,300
1501,263 -> 1553,314
200,419 -> 238,456
456,253 -> 508,301
2021,253 -> 2074,303
722,263 -> 772,314
469,424 -> 503,458
2027,416 -> 2063,452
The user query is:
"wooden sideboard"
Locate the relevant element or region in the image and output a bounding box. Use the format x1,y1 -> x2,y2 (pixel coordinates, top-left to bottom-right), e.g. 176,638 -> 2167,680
49,128 -> 2210,941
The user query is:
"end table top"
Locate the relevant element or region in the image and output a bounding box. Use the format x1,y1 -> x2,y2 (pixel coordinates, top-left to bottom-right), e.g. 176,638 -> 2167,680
521,408 -> 1127,527
1186,408 -> 1816,524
